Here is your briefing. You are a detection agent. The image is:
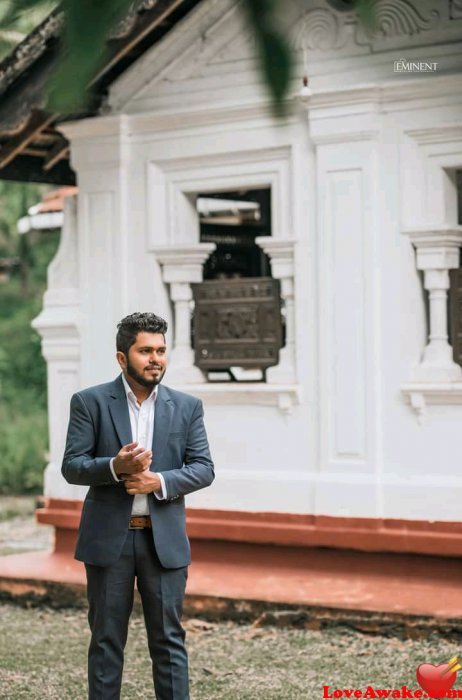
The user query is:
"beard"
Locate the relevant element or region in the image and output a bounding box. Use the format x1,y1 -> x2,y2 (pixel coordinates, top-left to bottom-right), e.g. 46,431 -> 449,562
126,359 -> 166,388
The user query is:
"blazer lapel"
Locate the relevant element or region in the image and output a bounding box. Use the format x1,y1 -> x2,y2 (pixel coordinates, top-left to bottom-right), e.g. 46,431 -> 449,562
152,385 -> 174,468
108,375 -> 132,448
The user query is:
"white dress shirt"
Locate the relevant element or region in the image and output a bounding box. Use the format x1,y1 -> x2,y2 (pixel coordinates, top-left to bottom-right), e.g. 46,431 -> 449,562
109,375 -> 167,515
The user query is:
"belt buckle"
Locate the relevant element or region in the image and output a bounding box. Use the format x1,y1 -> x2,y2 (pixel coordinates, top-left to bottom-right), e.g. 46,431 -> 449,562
129,516 -> 149,530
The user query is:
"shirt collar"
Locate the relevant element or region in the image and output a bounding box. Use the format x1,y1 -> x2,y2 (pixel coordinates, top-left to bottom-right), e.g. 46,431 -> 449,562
121,374 -> 157,405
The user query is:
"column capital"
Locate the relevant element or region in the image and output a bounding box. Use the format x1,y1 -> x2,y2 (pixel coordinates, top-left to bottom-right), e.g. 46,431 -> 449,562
403,227 -> 462,271
152,244 -> 215,284
255,237 -> 297,279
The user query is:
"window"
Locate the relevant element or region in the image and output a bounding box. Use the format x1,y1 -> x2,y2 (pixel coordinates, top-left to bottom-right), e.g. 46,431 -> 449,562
191,188 -> 284,382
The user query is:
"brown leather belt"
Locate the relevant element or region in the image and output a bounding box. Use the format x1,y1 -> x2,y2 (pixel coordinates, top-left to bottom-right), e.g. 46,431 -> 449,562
129,516 -> 152,529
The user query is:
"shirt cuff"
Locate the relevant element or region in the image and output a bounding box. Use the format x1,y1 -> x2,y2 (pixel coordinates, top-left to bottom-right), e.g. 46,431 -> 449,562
154,473 -> 167,500
109,458 -> 120,482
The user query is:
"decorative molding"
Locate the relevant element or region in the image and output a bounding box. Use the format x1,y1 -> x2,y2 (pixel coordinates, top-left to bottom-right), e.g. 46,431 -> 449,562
113,75 -> 462,138
355,0 -> 440,47
304,76 -> 462,145
450,0 -> 462,20
152,245 -> 216,282
58,114 -> 130,142
404,227 -> 462,270
295,0 -> 442,58
402,383 -> 462,423
128,102 -> 295,135
294,8 -> 343,52
149,145 -> 291,172
309,130 -> 380,146
172,382 -> 302,415
404,125 -> 462,146
309,75 -> 462,111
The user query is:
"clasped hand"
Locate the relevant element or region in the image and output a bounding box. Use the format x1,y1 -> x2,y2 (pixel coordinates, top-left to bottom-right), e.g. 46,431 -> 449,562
113,442 -> 161,495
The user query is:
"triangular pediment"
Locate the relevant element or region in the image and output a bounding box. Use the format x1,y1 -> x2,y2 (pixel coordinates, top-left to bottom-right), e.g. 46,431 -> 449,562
108,0 -> 263,114
107,0 -> 462,115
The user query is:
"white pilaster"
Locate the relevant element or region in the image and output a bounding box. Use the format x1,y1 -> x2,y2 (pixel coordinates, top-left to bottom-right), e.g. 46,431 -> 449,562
59,115 -> 134,388
405,228 -> 462,382
152,244 -> 215,383
31,195 -> 85,500
255,237 -> 297,383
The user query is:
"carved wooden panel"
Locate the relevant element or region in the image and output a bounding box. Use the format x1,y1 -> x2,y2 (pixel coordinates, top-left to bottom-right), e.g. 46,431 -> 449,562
192,277 -> 283,370
450,267 -> 462,367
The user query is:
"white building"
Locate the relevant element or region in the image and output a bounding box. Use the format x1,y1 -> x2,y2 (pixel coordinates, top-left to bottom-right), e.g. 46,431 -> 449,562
2,0 -> 462,570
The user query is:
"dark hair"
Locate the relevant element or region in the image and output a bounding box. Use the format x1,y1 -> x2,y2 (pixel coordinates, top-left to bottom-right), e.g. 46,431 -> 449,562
116,312 -> 168,356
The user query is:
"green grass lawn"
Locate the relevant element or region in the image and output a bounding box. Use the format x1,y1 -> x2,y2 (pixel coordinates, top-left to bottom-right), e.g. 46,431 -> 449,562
1,603 -> 461,699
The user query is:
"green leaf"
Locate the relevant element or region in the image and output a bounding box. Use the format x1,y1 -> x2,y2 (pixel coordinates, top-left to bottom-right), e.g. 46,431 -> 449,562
354,0 -> 377,34
0,0 -> 56,32
241,0 -> 293,118
47,0 -> 134,113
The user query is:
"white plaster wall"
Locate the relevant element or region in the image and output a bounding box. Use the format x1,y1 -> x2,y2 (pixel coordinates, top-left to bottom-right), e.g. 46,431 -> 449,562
47,0 -> 462,521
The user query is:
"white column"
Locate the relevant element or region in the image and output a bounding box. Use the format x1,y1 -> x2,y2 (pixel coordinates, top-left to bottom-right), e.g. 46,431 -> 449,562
255,238 -> 297,383
405,228 -> 462,382
152,244 -> 215,384
31,195 -> 85,500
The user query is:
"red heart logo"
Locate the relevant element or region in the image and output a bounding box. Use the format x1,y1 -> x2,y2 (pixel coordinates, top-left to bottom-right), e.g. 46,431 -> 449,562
416,663 -> 457,698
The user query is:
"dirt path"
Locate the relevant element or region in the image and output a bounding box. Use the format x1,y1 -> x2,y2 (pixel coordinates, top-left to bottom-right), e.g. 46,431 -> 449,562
0,496 -> 53,556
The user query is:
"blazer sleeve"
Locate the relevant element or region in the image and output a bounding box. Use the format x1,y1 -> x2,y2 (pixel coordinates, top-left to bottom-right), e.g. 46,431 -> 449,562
62,392 -> 116,486
159,399 -> 214,500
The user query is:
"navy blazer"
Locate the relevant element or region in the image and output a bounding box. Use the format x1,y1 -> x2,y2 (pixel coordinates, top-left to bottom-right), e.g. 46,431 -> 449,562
62,375 -> 214,569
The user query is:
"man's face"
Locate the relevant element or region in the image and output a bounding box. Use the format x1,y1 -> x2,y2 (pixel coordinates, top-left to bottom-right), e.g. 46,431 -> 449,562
117,332 -> 167,388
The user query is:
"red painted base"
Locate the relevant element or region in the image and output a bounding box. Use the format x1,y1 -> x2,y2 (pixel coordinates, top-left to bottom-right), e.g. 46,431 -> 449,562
36,498 -> 462,559
2,537 -> 462,620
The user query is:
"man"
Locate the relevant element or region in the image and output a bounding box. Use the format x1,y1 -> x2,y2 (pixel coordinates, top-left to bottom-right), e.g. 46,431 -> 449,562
62,312 -> 214,700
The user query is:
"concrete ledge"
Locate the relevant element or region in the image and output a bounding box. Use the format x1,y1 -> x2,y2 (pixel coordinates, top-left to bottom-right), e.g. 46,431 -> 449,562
2,540 -> 462,626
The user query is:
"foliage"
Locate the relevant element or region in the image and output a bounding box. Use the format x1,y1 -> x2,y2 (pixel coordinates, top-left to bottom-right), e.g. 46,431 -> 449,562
0,0 -> 55,57
0,0 -> 377,116
0,407 -> 48,494
242,0 -> 293,118
0,181 -> 47,254
0,181 -> 59,494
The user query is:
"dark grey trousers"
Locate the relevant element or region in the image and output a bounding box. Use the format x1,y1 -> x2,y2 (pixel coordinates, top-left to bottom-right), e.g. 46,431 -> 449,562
85,529 -> 189,700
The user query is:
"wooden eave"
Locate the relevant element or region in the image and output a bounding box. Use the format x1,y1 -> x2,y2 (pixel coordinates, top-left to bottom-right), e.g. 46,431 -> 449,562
0,0 -> 202,185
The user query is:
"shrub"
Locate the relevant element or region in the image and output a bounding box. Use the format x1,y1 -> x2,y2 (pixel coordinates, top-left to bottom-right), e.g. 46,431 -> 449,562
0,404 -> 47,494
0,187 -> 59,494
